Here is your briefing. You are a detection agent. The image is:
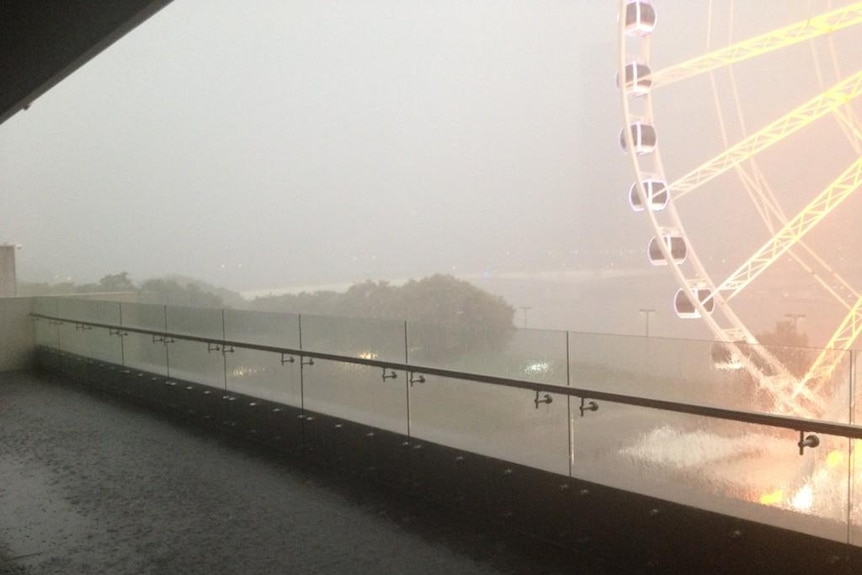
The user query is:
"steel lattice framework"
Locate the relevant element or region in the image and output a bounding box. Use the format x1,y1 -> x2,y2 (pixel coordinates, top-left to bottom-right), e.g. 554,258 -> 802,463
672,70 -> 862,199
716,158 -> 862,300
649,3 -> 862,88
796,295 -> 862,398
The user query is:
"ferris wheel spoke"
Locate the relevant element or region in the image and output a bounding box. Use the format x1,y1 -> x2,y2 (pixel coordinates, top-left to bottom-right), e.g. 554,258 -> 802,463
739,178 -> 859,309
648,3 -> 862,88
732,164 -> 784,231
732,163 -> 860,307
793,294 -> 862,399
715,157 -> 862,301
672,70 -> 862,200
832,105 -> 862,155
726,132 -> 861,307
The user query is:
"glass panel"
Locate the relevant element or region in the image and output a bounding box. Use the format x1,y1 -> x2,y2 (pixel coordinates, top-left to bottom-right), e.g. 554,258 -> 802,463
855,350 -> 860,425
165,305 -> 224,340
33,298 -> 61,349
409,375 -> 570,475
33,297 -> 58,318
57,320 -> 84,357
46,299 -> 113,363
58,298 -> 121,325
736,343 -> 854,424
793,347 -> 854,425
300,314 -> 406,362
124,333 -> 169,377
34,317 -> 59,349
121,302 -> 167,332
408,324 -> 567,386
852,438 -> 862,547
301,360 -> 407,434
120,303 -> 169,375
408,326 -> 570,474
852,350 -> 861,547
54,299 -> 123,364
165,306 -> 225,388
224,310 -> 301,406
570,402 -> 851,542
81,325 -> 123,364
167,340 -> 225,388
568,332 -> 732,405
568,333 -> 853,421
226,349 -> 301,406
223,309 -> 299,349
300,315 -> 408,433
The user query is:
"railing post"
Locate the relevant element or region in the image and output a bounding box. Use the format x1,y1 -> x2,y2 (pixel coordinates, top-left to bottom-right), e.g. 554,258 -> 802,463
852,349 -> 857,425
162,305 -> 171,381
298,314 -> 306,452
404,320 -> 411,440
117,301 -> 126,367
221,308 -> 228,392
566,330 -> 573,478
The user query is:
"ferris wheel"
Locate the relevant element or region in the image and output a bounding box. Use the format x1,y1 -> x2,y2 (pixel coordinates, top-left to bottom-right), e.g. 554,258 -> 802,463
617,0 -> 862,419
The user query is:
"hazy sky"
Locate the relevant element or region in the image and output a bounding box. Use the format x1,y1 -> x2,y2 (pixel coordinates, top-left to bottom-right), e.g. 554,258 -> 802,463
1,0 -> 635,291
2,1 -> 860,343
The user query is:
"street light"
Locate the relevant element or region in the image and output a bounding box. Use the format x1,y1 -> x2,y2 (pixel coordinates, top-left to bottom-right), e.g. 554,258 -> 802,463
785,313 -> 806,331
639,308 -> 656,338
520,306 -> 531,329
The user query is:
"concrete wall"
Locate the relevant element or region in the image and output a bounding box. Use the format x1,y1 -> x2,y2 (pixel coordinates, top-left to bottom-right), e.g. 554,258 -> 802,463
0,297 -> 33,371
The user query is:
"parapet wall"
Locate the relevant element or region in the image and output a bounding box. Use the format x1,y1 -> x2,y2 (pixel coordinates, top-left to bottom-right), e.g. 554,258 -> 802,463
0,297 -> 32,371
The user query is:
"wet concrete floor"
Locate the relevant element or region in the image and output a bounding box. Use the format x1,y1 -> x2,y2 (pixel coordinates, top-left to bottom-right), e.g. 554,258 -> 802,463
0,372 -> 625,575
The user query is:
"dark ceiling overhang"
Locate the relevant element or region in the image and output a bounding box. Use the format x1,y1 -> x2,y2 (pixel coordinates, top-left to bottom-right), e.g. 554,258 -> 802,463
1,0 -> 174,126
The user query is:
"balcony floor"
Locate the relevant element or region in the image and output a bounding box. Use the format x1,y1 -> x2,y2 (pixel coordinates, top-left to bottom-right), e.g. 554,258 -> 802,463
0,371 -> 617,575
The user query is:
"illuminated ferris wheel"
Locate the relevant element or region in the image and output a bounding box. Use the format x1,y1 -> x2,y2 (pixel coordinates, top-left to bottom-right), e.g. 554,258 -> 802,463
617,0 -> 862,418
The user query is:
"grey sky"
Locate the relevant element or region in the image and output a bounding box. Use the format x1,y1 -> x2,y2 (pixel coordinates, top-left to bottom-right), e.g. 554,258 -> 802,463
2,1 -> 860,344
1,1 -> 633,291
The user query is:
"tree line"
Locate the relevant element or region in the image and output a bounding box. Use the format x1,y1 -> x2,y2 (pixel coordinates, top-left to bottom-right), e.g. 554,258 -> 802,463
20,272 -> 516,359
19,272 -> 243,308
250,275 -> 516,360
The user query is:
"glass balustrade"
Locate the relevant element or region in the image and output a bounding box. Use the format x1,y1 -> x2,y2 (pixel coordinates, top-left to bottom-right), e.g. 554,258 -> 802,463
31,297 -> 860,548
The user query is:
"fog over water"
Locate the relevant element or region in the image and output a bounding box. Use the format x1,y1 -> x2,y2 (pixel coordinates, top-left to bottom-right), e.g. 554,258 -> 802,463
2,1 -> 861,343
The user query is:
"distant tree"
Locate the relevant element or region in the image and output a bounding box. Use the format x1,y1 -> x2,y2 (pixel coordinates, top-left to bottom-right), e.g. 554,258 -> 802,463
251,274 -> 515,360
20,273 -> 241,310
398,275 -> 516,361
138,278 -> 224,308
159,275 -> 247,309
17,281 -> 78,296
97,272 -> 136,292
342,280 -> 399,317
755,319 -> 811,377
757,319 -> 808,348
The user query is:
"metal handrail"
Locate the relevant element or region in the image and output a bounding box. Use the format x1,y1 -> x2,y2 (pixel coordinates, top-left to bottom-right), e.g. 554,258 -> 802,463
31,312 -> 862,441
